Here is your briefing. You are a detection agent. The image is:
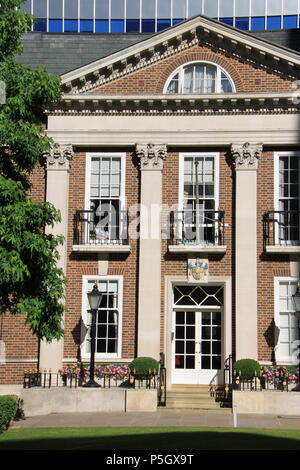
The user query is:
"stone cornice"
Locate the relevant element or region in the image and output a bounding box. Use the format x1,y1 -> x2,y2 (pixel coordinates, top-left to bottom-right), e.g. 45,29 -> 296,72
136,143 -> 167,170
44,142 -> 74,170
60,16 -> 300,95
231,142 -> 263,170
46,92 -> 300,116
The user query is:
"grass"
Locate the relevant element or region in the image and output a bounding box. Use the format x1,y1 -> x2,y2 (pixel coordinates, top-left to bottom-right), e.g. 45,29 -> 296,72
1,427 -> 300,450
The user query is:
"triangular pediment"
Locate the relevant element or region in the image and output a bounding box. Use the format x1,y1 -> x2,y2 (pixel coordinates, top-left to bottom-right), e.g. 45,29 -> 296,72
61,15 -> 300,95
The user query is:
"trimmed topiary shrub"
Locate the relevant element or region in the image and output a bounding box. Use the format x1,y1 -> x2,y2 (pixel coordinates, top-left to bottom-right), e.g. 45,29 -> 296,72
233,358 -> 261,379
0,395 -> 18,433
129,357 -> 159,377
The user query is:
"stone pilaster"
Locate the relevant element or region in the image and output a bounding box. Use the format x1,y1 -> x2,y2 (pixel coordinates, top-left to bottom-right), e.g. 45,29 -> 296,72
39,143 -> 74,372
136,143 -> 167,360
231,142 -> 263,361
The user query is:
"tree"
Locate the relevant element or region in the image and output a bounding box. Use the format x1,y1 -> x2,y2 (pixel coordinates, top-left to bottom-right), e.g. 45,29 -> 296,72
0,0 -> 65,341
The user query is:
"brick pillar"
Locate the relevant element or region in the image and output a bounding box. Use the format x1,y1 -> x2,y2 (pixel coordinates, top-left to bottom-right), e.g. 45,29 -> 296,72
39,143 -> 73,372
136,144 -> 167,361
231,142 -> 263,361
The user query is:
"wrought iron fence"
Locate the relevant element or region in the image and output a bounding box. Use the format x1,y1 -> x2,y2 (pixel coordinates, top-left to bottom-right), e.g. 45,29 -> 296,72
23,370 -> 158,390
157,352 -> 166,407
212,355 -> 233,407
169,209 -> 225,246
23,355 -> 167,407
232,370 -> 292,392
264,211 -> 300,247
74,209 -> 129,246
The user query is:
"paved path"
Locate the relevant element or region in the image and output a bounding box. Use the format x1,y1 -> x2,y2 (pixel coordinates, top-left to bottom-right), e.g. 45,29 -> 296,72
11,409 -> 300,430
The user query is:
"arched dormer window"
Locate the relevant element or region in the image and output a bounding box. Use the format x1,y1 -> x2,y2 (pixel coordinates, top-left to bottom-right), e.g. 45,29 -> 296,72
164,61 -> 235,94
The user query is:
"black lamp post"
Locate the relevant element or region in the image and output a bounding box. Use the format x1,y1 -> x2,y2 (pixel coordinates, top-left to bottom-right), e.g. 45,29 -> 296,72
292,282 -> 300,391
83,282 -> 103,388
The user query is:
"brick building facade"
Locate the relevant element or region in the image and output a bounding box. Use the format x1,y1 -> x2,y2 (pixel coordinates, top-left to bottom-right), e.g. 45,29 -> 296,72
1,15 -> 300,386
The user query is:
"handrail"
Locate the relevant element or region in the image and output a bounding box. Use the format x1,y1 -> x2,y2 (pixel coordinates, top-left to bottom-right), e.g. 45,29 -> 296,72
74,209 -> 129,245
170,209 -> 225,246
264,210 -> 300,247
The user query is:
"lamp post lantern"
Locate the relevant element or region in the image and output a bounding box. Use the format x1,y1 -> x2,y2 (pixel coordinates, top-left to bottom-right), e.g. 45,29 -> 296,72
83,282 -> 103,388
292,282 -> 300,392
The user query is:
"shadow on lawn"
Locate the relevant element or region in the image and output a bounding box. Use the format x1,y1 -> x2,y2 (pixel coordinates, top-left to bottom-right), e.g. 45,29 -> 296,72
0,430 -> 300,450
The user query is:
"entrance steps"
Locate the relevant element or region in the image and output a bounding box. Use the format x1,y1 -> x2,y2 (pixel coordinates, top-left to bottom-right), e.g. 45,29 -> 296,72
165,385 -> 231,412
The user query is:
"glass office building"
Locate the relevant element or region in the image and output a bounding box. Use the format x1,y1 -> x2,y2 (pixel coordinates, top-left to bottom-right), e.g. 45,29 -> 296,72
21,0 -> 300,34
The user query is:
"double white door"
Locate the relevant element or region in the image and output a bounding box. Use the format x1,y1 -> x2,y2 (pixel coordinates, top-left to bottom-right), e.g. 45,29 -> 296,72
172,310 -> 222,385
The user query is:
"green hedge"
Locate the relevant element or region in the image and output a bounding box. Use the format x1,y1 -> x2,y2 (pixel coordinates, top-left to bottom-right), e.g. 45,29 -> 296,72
233,358 -> 261,379
0,395 -> 18,433
129,357 -> 159,377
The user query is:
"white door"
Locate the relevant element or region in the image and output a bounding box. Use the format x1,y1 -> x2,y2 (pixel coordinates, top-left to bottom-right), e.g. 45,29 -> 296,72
172,310 -> 222,385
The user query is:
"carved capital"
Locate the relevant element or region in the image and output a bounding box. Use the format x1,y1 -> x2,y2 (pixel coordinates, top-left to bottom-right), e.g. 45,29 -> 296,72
231,142 -> 263,170
44,143 -> 74,170
136,143 -> 167,170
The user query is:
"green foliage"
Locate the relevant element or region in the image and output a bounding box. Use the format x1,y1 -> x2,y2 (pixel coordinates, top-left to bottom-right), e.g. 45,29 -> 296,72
285,365 -> 298,375
233,359 -> 261,379
0,2 -> 65,341
129,357 -> 159,377
0,396 -> 18,433
0,1 -> 32,61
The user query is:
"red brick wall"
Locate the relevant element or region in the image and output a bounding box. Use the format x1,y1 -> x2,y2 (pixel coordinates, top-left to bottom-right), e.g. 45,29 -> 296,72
92,46 -> 294,95
161,149 -> 234,353
64,149 -> 140,361
257,151 -> 292,363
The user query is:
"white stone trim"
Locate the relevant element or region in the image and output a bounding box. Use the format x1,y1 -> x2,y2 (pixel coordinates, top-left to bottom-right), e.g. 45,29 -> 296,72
168,245 -> 227,253
72,244 -> 131,253
266,246 -> 300,254
51,92 -> 300,116
46,114 -> 300,147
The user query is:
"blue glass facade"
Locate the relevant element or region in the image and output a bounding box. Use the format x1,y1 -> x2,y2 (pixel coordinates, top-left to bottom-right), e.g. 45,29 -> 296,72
21,0 -> 300,33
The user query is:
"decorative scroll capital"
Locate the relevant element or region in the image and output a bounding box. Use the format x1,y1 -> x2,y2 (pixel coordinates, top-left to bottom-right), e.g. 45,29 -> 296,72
44,143 -> 74,170
136,143 -> 167,171
230,142 -> 263,170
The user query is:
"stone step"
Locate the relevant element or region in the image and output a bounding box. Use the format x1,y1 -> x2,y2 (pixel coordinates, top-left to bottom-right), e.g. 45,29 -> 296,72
167,397 -> 218,405
166,404 -> 220,410
159,404 -> 232,415
168,392 -> 213,399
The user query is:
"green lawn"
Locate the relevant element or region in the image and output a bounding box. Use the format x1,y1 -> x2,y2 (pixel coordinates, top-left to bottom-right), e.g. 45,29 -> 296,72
0,427 -> 300,450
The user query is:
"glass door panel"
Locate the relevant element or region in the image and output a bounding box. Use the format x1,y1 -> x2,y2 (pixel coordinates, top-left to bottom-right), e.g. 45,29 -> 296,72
173,310 -> 222,384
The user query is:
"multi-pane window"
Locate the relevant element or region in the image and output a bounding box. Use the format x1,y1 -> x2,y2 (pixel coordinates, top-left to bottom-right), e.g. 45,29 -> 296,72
165,63 -> 234,94
89,155 -> 123,242
180,155 -> 217,244
85,279 -> 121,356
278,155 -> 300,244
276,281 -> 300,362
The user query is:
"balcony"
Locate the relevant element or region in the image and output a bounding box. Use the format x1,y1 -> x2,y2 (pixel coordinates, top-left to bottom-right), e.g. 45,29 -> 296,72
72,210 -> 131,253
264,211 -> 300,254
168,209 -> 226,254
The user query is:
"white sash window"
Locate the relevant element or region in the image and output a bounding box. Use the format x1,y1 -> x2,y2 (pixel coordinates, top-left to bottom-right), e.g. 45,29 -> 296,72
82,276 -> 123,359
275,278 -> 300,364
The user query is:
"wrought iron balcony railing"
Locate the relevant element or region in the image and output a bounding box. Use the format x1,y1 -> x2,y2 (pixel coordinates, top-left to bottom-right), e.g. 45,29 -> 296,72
264,211 -> 300,247
74,210 -> 129,246
169,209 -> 225,246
